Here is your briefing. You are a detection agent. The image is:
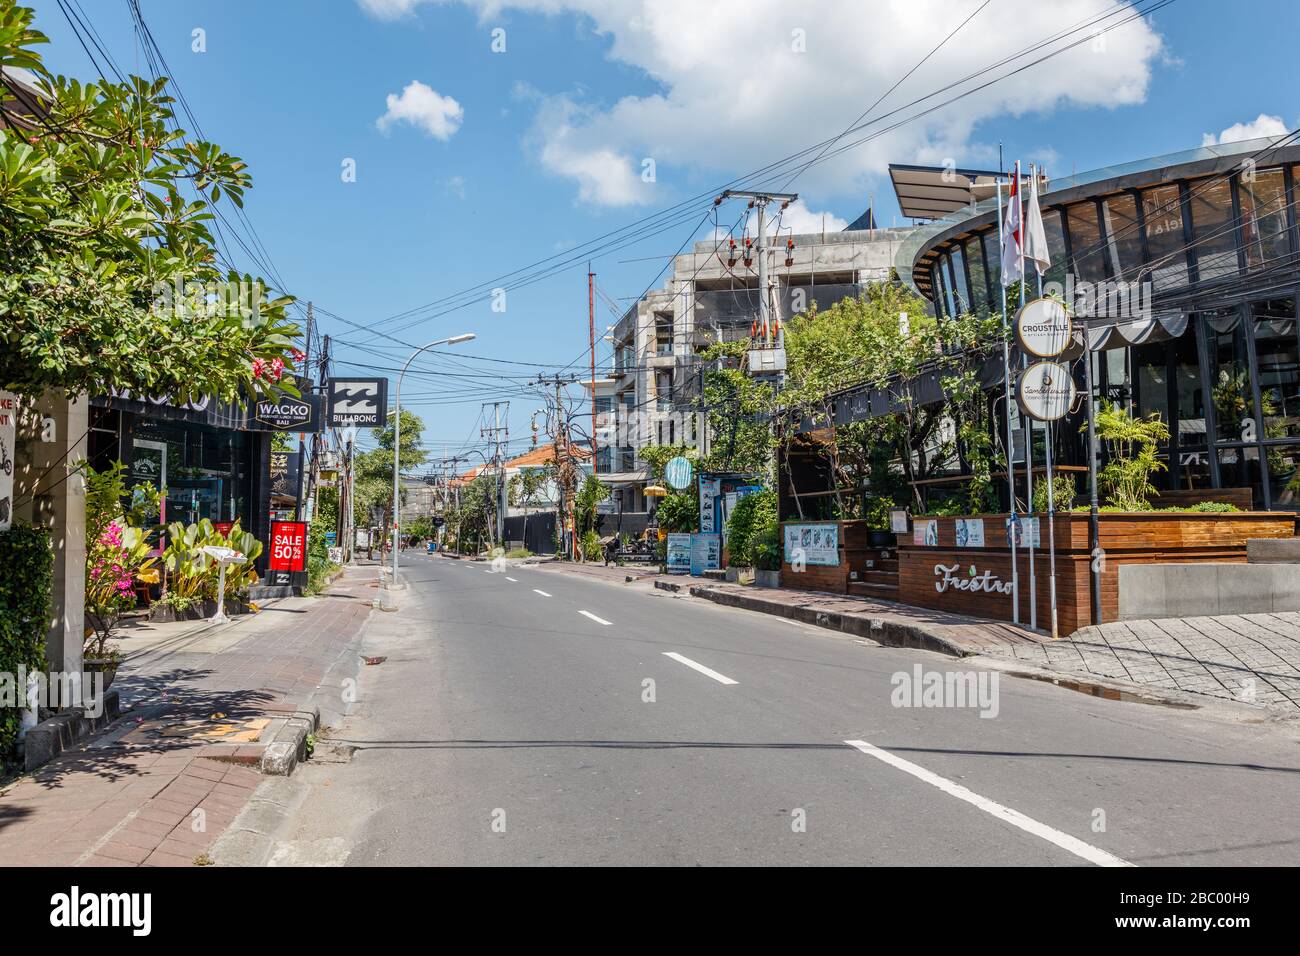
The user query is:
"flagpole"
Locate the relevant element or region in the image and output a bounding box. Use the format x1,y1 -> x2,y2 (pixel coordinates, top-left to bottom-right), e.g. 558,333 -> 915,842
996,178 -> 1020,625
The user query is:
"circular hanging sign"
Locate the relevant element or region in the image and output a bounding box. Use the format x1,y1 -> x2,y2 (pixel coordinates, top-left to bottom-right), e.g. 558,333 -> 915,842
1015,297 -> 1072,358
664,456 -> 693,490
1018,361 -> 1076,422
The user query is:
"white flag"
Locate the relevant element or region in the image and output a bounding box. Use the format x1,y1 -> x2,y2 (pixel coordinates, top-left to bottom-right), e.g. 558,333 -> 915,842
1023,164 -> 1051,276
999,161 -> 1023,288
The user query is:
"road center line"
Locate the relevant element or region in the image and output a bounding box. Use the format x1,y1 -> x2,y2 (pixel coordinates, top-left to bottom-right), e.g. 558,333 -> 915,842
842,740 -> 1132,867
662,652 -> 738,685
579,610 -> 613,626
533,589 -> 552,597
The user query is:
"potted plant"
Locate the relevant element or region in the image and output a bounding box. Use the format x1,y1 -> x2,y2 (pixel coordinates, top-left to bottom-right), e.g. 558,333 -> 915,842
864,496 -> 896,548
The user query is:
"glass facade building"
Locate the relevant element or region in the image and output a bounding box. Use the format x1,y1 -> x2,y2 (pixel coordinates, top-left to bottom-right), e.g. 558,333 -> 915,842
897,136 -> 1300,511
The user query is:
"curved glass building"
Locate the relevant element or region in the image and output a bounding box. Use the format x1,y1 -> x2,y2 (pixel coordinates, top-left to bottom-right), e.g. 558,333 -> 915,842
894,135 -> 1300,511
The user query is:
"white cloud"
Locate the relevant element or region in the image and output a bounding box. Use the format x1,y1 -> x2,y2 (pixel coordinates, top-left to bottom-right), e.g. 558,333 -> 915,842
750,200 -> 848,237
376,81 -> 464,140
361,1 -> 1165,206
1201,113 -> 1288,147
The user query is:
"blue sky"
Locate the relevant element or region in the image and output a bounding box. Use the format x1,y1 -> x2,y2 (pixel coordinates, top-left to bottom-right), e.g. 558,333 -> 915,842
24,0 -> 1298,462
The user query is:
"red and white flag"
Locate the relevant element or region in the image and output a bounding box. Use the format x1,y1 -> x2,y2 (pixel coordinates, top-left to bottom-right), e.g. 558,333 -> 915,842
1023,164 -> 1051,276
1000,161 -> 1023,288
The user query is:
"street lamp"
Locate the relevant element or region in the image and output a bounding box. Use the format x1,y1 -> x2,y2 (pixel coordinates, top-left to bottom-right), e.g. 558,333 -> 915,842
392,333 -> 475,585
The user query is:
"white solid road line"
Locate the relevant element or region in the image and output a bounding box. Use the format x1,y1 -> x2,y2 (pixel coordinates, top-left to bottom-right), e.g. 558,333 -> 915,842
662,652 -> 738,685
579,610 -> 613,626
842,739 -> 1133,867
533,589 -> 552,597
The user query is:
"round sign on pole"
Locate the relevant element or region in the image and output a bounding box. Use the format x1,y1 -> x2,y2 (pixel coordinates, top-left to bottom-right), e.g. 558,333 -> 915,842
664,455 -> 693,490
1015,297 -> 1072,358
1018,361 -> 1077,421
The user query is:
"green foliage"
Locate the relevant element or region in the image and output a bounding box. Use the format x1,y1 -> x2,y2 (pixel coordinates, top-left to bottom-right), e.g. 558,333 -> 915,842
445,474 -> 498,553
0,3 -> 302,399
1178,501 -> 1241,513
655,490 -> 698,533
574,474 -> 609,538
579,528 -> 603,562
1032,473 -> 1077,514
639,444 -> 695,483
0,524 -> 51,760
354,409 -> 427,528
1091,402 -> 1169,511
159,518 -> 262,604
724,488 -> 776,569
306,508 -> 336,593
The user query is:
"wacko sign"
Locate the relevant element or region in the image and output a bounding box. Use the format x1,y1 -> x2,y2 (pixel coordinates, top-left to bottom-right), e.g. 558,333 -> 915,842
1018,361 -> 1077,422
1015,297 -> 1072,358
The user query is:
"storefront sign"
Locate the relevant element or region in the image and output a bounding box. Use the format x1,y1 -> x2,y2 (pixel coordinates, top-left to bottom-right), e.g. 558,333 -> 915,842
666,533 -> 692,574
269,520 -> 308,572
955,517 -> 985,547
1015,297 -> 1072,358
689,533 -> 720,575
699,477 -> 720,534
665,456 -> 693,490
326,377 -> 388,428
784,523 -> 839,566
933,562 -> 1014,595
214,521 -> 234,536
269,451 -> 300,496
253,394 -> 321,432
1018,361 -> 1076,422
0,390 -> 15,531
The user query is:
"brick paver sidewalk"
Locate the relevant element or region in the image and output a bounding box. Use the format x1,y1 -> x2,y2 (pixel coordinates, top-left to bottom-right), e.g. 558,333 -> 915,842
0,565 -> 376,866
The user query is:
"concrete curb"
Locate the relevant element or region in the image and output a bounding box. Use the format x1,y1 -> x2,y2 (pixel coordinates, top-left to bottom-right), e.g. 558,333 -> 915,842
260,706 -> 319,776
656,580 -> 971,658
22,690 -> 122,770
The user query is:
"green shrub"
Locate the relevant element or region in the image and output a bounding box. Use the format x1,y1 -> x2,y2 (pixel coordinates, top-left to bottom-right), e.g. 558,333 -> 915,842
725,488 -> 776,568
0,525 -> 52,760
655,491 -> 698,533
1032,473 -> 1077,514
579,529 -> 603,562
1174,501 -> 1240,513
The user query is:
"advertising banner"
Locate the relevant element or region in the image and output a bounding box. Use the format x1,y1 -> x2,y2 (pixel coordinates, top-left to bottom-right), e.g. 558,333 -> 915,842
269,520 -> 308,572
0,390 -> 15,532
689,533 -> 720,575
666,533 -> 692,574
783,523 -> 839,566
269,451 -> 300,497
699,477 -> 720,534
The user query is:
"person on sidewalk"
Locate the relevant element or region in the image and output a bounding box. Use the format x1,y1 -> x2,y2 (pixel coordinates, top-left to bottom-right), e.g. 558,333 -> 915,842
603,537 -> 616,567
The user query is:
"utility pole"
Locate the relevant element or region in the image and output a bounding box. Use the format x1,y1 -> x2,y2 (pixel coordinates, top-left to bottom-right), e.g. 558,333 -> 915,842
481,401 -> 509,549
534,374 -> 580,558
589,263 -> 598,474
716,190 -> 797,348
293,302 -> 314,522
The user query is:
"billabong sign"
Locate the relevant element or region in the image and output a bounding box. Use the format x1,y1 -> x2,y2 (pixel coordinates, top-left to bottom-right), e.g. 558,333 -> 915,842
326,377 -> 388,428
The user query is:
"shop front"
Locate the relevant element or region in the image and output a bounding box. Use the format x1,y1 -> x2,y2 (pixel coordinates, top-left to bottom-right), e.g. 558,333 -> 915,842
89,391 -> 274,571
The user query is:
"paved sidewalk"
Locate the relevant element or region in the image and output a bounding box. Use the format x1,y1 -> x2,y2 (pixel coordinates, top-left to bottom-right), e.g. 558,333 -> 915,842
0,565 -> 376,866
530,559 -> 659,584
984,613 -> 1300,710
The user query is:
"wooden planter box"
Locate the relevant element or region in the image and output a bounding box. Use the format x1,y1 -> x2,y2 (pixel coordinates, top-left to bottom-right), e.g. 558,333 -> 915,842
896,512 -> 1295,634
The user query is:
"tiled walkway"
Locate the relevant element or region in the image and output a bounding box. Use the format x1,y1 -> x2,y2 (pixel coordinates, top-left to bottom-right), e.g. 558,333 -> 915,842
0,566 -> 376,866
986,612 -> 1300,710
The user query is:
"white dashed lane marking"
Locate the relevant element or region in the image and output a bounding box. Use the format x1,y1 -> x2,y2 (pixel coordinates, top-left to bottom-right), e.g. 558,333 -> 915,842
533,589 -> 552,597
662,652 -> 738,685
843,739 -> 1132,867
579,610 -> 613,626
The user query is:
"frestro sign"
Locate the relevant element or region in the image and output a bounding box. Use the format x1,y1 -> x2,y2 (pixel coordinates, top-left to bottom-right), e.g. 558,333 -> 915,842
934,562 -> 1013,596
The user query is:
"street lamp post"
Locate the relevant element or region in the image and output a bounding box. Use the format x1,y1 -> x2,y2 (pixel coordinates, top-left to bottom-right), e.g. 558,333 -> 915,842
392,333 -> 475,586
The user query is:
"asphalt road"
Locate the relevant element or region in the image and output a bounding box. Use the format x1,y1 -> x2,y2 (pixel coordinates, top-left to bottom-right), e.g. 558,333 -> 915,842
264,553 -> 1300,866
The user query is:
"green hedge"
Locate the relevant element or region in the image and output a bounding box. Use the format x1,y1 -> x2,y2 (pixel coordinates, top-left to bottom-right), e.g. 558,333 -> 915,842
0,525 -> 52,759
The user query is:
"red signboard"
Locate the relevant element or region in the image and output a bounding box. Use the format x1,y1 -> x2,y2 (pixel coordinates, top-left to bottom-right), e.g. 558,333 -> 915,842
214,521 -> 234,536
269,521 -> 308,572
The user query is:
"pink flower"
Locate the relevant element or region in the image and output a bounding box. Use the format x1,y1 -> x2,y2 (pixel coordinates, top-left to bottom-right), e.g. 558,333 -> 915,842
252,358 -> 266,379
270,357 -> 285,381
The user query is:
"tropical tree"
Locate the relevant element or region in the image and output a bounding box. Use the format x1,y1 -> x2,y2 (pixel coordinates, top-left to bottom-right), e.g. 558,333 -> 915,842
0,2 -> 300,400
353,409 -> 428,534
